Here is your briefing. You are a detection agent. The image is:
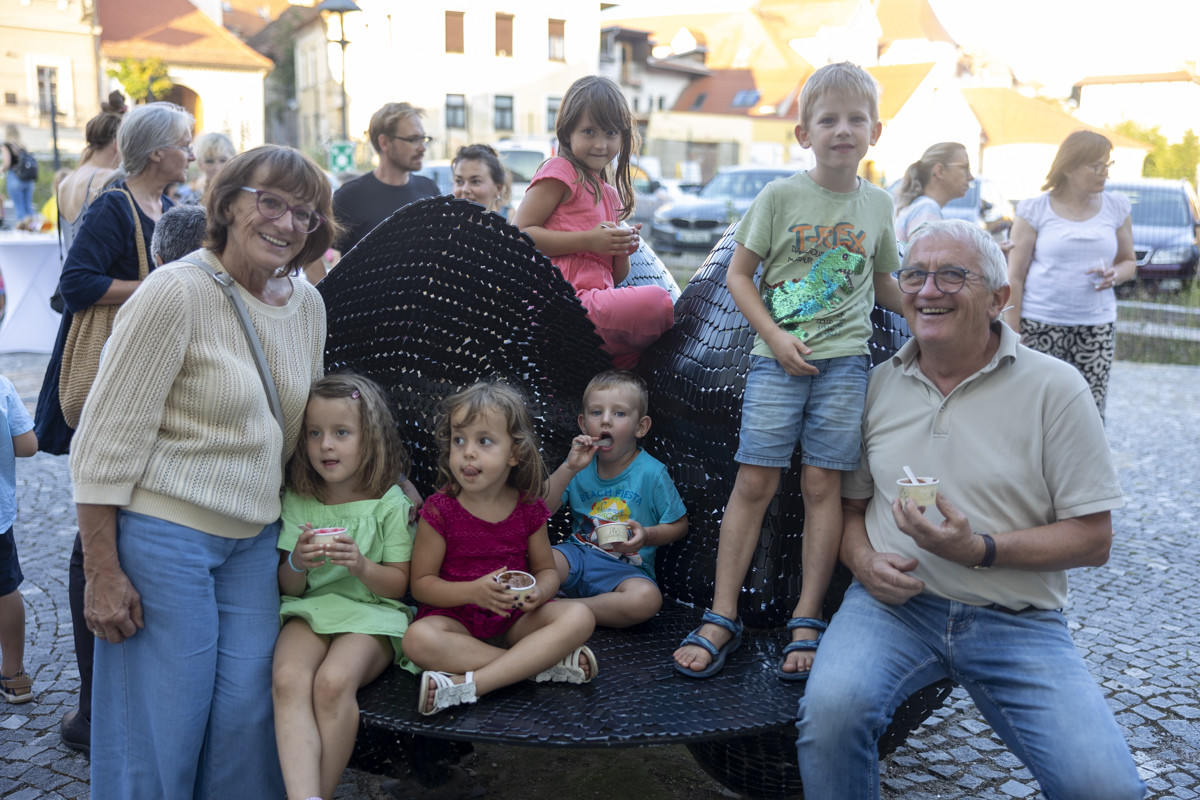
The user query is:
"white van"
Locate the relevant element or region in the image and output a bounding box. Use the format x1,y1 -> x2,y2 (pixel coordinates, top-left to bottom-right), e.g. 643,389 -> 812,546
494,140 -> 555,213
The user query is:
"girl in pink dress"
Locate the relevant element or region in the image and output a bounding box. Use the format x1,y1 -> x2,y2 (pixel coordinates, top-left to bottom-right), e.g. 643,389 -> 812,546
517,76 -> 674,369
402,381 -> 598,716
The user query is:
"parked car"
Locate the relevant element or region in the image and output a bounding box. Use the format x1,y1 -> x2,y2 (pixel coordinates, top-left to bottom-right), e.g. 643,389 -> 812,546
413,160 -> 453,196
495,140 -> 554,213
650,165 -> 795,254
1105,178 -> 1200,291
941,176 -> 1014,237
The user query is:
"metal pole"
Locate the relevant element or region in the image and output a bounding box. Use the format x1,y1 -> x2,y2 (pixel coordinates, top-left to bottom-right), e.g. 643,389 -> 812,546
338,10 -> 349,141
50,95 -> 61,170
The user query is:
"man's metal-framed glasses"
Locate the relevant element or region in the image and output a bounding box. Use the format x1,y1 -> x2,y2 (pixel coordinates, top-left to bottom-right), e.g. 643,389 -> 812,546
240,187 -> 323,234
896,266 -> 972,294
392,134 -> 434,146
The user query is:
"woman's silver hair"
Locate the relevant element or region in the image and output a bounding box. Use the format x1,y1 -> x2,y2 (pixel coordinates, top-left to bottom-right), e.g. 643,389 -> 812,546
118,102 -> 194,177
905,219 -> 1009,291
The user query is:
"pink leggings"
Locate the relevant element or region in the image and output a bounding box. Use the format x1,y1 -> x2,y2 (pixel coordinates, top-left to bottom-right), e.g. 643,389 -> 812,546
578,285 -> 675,369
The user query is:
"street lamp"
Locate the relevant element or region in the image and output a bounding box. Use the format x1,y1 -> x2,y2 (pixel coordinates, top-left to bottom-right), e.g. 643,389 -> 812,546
317,0 -> 362,142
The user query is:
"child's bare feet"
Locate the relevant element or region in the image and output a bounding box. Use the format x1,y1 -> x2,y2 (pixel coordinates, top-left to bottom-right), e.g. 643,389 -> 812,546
673,609 -> 742,678
777,617 -> 827,681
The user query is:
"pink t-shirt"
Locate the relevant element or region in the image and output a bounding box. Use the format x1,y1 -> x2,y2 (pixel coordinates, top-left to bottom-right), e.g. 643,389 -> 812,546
529,156 -> 624,292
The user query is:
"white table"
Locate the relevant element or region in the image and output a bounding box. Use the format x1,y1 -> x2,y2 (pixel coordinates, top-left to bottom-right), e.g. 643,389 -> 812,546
0,231 -> 63,354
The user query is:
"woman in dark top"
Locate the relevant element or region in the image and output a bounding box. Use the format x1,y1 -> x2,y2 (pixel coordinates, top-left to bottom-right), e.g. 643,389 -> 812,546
31,101 -> 194,757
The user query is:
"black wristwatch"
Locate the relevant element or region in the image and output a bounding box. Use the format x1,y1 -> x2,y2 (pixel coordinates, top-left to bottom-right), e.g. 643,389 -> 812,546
971,532 -> 996,570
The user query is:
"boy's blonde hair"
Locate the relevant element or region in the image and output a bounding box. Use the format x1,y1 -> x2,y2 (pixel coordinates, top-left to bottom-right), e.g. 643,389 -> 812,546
287,373 -> 410,503
434,381 -> 547,502
582,369 -> 649,421
798,62 -> 881,129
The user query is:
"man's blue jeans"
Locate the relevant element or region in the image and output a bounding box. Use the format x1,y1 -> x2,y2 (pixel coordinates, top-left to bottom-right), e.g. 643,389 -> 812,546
796,582 -> 1145,800
91,511 -> 284,800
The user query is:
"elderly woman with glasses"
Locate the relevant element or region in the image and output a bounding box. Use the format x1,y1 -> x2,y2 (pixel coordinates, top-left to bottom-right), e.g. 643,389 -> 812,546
1004,130 -> 1137,418
68,145 -> 338,798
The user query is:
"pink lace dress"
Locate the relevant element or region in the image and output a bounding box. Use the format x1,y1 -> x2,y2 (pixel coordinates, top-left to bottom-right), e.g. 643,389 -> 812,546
414,490 -> 551,639
530,156 -> 673,368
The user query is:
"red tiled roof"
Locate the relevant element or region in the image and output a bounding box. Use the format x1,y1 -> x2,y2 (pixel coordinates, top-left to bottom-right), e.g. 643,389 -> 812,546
98,0 -> 273,70
874,0 -> 956,45
1074,70 -> 1200,88
961,88 -> 1148,149
222,0 -> 292,40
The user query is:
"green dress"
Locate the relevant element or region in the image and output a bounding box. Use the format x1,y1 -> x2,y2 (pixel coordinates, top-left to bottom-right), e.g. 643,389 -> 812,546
278,485 -> 417,671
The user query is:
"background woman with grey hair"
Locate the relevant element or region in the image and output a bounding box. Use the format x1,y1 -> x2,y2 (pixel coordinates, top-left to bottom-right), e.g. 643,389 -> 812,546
31,101 -> 193,757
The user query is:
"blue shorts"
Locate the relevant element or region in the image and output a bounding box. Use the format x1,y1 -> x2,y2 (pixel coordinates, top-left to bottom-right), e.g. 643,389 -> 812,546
735,354 -> 869,471
554,542 -> 656,597
0,526 -> 22,596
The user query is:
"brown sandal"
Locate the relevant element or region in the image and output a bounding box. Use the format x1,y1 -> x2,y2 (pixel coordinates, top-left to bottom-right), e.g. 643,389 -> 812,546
0,671 -> 33,704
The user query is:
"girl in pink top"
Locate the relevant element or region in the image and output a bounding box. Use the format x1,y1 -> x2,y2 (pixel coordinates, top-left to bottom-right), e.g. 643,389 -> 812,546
517,76 -> 674,369
402,381 -> 597,716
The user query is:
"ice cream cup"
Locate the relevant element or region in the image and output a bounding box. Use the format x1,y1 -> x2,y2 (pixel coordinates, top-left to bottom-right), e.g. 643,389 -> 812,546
896,477 -> 939,507
595,522 -> 631,550
312,527 -> 346,540
495,569 -> 536,603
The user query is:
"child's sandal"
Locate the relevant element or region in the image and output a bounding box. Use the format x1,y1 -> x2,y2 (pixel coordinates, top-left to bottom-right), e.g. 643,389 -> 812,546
533,645 -> 598,684
417,670 -> 477,716
0,671 -> 34,704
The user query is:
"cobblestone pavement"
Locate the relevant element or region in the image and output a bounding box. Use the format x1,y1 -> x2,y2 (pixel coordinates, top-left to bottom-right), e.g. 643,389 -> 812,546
0,353 -> 1197,799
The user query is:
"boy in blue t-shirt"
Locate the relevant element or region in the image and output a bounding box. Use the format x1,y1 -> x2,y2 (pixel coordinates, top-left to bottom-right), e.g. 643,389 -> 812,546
546,370 -> 688,627
0,375 -> 38,704
673,62 -> 905,680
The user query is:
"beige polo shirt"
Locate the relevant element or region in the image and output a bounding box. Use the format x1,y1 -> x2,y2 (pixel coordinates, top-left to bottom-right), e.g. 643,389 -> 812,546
843,323 -> 1123,610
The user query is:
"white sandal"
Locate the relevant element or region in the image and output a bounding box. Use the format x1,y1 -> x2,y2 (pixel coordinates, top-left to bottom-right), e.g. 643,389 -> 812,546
418,670 -> 477,716
534,645 -> 598,685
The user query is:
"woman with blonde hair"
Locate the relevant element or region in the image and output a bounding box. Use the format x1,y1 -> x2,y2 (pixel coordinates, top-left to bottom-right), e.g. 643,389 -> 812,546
1004,130 -> 1137,418
893,141 -> 973,243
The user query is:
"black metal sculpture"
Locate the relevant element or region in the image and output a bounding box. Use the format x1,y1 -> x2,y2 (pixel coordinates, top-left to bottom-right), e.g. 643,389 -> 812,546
319,196 -> 951,799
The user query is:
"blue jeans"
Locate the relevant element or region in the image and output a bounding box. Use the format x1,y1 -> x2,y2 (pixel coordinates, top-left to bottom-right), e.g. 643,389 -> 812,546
5,174 -> 34,221
796,583 -> 1145,800
91,512 -> 284,800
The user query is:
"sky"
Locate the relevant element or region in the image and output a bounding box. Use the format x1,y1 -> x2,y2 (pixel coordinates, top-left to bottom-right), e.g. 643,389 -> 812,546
601,0 -> 1200,97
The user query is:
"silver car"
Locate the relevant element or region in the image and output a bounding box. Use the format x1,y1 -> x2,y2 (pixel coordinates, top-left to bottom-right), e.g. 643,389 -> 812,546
649,165 -> 794,254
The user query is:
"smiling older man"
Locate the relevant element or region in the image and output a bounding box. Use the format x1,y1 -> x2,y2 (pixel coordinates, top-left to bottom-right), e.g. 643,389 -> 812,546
796,219 -> 1144,799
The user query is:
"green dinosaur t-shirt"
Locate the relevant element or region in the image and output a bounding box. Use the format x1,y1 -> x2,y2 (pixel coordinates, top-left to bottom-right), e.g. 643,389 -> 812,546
734,171 -> 899,360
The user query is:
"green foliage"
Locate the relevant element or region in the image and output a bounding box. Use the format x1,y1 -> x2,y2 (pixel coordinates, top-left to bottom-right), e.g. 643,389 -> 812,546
106,57 -> 173,103
1113,121 -> 1199,187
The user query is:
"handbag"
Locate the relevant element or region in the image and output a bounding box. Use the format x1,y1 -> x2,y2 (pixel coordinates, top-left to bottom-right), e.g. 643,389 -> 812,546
181,256 -> 288,472
58,187 -> 149,428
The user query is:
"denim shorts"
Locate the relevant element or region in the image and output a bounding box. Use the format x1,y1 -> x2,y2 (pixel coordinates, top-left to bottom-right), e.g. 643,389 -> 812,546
0,527 -> 21,596
735,354 -> 869,470
554,542 -> 656,597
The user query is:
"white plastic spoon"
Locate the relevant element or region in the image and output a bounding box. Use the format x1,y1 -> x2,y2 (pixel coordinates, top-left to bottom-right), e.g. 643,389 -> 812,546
903,465 -> 919,485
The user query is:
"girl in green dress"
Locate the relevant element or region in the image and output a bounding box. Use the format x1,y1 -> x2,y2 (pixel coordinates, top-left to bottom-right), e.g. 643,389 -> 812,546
272,373 -> 414,800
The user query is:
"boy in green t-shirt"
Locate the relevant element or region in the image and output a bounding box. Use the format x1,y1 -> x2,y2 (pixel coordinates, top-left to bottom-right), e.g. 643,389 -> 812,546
674,62 -> 904,680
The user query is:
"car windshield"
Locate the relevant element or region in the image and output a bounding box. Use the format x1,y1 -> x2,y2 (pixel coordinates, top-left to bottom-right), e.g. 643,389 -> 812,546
699,171 -> 784,200
1111,187 -> 1191,227
497,150 -> 547,183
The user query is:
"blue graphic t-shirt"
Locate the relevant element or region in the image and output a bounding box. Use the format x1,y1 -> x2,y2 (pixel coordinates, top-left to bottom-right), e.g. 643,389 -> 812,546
735,171 -> 899,359
560,450 -> 687,578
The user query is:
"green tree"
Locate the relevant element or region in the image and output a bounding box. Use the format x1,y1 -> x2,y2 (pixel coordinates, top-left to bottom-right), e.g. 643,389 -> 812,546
106,57 -> 173,103
1113,121 -> 1199,187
